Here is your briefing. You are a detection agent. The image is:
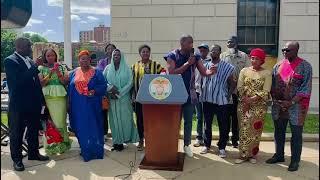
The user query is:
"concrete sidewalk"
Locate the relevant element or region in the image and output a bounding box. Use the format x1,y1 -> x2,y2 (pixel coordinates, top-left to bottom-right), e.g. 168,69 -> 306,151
1,138 -> 319,180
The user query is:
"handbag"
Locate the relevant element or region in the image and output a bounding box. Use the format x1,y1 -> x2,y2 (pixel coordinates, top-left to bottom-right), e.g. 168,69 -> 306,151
102,96 -> 109,110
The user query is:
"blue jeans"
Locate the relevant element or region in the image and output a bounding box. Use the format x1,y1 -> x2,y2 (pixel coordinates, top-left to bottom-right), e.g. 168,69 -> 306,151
274,119 -> 303,163
182,102 -> 195,146
195,95 -> 203,141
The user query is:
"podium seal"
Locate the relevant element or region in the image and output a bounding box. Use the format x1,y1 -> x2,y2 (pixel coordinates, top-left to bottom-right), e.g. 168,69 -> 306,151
149,76 -> 172,100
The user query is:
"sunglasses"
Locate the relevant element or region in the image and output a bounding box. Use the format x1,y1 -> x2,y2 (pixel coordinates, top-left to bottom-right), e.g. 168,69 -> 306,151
281,48 -> 291,52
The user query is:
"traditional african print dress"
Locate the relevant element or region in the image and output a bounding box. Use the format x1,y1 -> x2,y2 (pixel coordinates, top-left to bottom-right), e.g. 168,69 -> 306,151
237,67 -> 272,159
69,67 -> 107,162
38,65 -> 72,155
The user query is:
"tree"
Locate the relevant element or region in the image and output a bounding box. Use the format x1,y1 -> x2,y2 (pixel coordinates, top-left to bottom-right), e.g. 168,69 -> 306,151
58,48 -> 64,61
22,33 -> 48,43
1,30 -> 17,72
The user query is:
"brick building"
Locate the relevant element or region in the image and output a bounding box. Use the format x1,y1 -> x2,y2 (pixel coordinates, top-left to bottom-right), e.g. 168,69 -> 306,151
79,25 -> 110,43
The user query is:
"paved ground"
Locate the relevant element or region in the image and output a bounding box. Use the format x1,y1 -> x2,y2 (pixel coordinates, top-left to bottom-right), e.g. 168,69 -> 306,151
1,138 -> 319,180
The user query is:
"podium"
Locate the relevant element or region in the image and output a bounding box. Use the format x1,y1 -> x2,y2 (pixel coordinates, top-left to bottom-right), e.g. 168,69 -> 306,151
136,74 -> 188,171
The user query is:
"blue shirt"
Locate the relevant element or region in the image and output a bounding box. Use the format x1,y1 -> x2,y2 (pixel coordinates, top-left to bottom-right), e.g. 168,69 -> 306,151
164,49 -> 200,97
200,60 -> 235,105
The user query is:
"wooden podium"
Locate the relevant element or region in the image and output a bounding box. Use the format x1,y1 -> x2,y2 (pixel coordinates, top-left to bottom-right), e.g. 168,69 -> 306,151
136,74 -> 188,171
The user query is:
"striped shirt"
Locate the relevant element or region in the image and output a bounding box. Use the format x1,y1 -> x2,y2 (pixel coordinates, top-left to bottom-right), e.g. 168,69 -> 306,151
132,60 -> 163,99
200,60 -> 235,105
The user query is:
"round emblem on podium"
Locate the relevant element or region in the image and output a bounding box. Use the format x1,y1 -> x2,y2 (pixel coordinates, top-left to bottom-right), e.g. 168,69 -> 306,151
149,76 -> 172,100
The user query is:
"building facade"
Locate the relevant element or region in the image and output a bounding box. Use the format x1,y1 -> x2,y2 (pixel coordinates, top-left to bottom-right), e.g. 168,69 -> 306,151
79,25 -> 110,43
94,25 -> 111,43
111,0 -> 319,112
79,30 -> 94,43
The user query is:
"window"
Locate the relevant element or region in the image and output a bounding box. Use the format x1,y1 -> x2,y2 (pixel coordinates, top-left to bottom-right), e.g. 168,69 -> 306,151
237,0 -> 280,56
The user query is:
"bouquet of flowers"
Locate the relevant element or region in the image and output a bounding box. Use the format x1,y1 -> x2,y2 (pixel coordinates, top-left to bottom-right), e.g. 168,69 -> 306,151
45,120 -> 63,145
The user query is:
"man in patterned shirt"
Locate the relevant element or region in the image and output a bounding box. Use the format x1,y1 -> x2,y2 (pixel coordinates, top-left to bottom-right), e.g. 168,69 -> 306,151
266,41 -> 312,172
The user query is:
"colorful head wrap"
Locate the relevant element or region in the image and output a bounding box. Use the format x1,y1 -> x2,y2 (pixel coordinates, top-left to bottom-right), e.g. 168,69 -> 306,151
250,48 -> 266,64
78,50 -> 90,59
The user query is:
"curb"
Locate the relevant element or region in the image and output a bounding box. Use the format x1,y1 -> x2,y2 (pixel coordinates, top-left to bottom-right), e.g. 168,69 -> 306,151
88,131 -> 319,142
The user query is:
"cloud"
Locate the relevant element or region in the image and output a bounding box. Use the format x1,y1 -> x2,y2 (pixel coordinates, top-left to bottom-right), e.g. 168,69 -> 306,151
40,14 -> 46,17
71,14 -> 81,21
26,18 -> 43,27
80,20 -> 88,24
87,16 -> 98,21
42,29 -> 56,37
48,0 -> 110,15
23,31 -> 39,35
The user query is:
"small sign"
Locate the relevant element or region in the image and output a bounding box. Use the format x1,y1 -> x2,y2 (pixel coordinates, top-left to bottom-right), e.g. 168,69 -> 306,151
149,76 -> 172,100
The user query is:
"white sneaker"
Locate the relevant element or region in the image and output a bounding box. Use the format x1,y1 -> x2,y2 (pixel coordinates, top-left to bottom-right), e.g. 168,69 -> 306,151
249,158 -> 257,164
193,139 -> 204,147
219,149 -> 227,158
184,146 -> 193,157
200,147 -> 209,154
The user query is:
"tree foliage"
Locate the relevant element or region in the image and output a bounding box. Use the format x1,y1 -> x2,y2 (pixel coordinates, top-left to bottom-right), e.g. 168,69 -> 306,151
23,33 -> 48,43
1,30 -> 17,72
1,30 -> 48,72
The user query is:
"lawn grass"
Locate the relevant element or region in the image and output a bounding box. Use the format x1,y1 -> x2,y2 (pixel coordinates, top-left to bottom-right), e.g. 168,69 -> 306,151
2,112 -> 318,134
186,113 -> 319,134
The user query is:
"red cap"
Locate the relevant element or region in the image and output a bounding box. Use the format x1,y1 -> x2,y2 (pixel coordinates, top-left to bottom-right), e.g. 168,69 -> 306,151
250,48 -> 266,64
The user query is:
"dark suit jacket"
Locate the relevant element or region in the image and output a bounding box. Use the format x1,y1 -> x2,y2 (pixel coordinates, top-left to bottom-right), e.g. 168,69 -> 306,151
4,53 -> 44,113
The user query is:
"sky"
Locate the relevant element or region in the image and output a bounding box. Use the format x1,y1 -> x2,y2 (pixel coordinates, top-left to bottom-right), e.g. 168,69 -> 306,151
22,0 -> 111,42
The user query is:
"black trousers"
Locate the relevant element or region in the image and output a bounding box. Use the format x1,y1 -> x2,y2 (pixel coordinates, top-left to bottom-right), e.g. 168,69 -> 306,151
8,109 -> 41,163
203,102 -> 229,150
103,110 -> 108,135
226,94 -> 239,144
274,119 -> 303,163
134,102 -> 144,141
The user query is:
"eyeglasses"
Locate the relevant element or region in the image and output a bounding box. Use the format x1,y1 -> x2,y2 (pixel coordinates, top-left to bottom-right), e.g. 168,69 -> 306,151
281,48 -> 291,52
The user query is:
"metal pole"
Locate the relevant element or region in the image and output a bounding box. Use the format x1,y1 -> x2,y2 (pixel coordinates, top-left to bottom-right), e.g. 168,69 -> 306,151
63,0 -> 72,68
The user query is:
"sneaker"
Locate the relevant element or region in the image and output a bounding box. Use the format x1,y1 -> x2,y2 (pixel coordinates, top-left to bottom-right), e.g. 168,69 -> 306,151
193,139 -> 204,147
200,147 -> 209,154
235,158 -> 246,164
249,158 -> 257,164
219,149 -> 227,158
184,146 -> 193,157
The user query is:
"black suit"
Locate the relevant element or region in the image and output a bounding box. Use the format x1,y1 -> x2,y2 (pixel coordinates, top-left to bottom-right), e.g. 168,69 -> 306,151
4,52 -> 44,163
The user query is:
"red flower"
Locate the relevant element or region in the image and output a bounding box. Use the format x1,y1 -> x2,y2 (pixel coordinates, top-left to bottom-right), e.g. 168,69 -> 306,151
45,121 -> 63,144
252,146 -> 259,156
253,120 -> 263,130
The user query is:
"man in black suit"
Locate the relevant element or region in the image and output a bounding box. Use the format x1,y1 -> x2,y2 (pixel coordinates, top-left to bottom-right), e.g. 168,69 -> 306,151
4,37 -> 49,171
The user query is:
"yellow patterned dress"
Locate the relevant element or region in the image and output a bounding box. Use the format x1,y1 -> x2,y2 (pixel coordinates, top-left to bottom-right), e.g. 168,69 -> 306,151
237,67 -> 272,159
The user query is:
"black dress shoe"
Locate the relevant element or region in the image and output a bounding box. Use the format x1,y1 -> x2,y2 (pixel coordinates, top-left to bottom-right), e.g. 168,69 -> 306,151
288,162 -> 299,172
117,144 -> 124,152
13,161 -> 25,171
28,154 -> 49,161
265,155 -> 285,164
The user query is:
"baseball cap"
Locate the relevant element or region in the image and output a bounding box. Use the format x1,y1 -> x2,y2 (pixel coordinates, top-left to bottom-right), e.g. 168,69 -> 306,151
197,43 -> 209,50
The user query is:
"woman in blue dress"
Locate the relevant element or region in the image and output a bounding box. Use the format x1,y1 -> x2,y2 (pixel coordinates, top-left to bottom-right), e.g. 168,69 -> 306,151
68,50 -> 107,162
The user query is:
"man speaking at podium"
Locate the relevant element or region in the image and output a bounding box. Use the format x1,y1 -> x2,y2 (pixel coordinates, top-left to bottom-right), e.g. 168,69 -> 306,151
164,34 -> 216,157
